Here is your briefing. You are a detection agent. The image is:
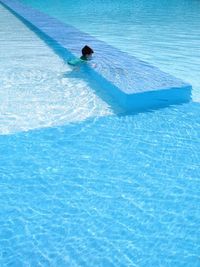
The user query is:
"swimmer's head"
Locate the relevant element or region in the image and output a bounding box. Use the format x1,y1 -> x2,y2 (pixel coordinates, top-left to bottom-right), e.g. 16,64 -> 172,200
81,45 -> 94,59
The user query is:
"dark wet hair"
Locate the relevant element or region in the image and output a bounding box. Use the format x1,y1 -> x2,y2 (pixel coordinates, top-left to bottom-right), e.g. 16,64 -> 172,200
81,45 -> 94,56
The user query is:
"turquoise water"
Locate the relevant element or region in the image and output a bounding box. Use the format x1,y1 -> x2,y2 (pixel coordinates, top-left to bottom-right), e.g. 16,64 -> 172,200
1,107 -> 200,266
1,0 -> 200,266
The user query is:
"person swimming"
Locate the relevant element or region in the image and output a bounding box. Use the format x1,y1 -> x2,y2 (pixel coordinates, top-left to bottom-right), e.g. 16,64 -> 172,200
68,45 -> 94,66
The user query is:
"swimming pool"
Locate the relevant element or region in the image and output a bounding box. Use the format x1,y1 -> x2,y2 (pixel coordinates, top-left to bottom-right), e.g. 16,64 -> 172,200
0,0 -> 200,266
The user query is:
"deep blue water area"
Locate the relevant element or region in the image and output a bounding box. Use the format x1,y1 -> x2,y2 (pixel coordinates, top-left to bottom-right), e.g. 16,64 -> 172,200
1,102 -> 200,266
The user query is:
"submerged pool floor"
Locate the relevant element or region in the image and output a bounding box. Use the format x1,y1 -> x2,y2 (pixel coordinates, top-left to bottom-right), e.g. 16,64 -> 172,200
0,2 -> 200,267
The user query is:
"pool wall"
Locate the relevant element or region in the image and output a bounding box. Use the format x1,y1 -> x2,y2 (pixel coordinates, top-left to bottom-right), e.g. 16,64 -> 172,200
0,0 -> 192,112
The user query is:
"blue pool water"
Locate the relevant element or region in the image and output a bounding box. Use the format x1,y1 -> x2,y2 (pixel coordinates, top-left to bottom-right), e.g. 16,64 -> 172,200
0,0 -> 200,266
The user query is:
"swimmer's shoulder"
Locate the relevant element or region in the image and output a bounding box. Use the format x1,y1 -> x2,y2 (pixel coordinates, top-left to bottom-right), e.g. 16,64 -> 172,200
68,57 -> 87,66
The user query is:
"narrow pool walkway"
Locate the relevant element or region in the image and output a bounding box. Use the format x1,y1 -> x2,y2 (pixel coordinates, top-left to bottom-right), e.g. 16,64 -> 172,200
1,0 -> 192,111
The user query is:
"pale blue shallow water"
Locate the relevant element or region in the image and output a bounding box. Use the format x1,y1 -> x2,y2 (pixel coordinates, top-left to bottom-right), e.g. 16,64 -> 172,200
0,0 -> 200,266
